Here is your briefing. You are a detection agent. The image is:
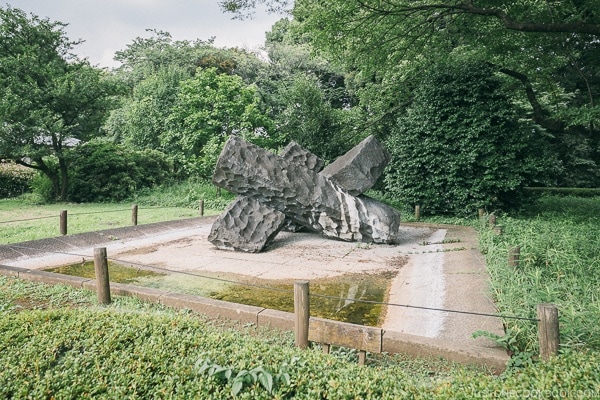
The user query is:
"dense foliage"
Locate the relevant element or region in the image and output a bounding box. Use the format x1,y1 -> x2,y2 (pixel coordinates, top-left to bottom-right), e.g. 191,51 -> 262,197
65,142 -> 171,203
1,276 -> 599,399
3,3 -> 599,210
0,6 -> 120,201
163,67 -> 276,177
384,60 -> 558,214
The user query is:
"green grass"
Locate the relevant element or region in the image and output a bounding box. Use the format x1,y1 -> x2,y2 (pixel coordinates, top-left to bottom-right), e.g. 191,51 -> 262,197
1,276 -> 599,399
0,200 -> 200,244
0,179 -> 234,244
479,196 -> 600,354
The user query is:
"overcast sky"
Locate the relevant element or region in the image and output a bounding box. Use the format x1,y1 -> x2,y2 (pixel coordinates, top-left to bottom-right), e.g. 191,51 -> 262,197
5,0 -> 283,69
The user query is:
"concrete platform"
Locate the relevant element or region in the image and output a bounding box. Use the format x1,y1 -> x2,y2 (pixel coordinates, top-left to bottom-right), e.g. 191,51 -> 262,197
0,217 -> 508,370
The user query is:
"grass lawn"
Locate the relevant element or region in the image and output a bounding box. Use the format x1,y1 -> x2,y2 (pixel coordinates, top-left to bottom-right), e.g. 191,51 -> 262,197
0,200 -> 206,244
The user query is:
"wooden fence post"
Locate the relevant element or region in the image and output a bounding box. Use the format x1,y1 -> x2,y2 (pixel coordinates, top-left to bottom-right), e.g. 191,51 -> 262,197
294,280 -> 310,349
199,199 -> 205,216
478,208 -> 485,218
60,210 -> 67,236
94,247 -> 111,305
488,214 -> 496,227
132,204 -> 138,226
537,303 -> 559,360
508,246 -> 521,267
358,350 -> 367,366
414,205 -> 420,221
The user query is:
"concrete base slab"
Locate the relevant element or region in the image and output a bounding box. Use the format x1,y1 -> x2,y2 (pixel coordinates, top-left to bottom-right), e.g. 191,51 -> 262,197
0,217 -> 508,369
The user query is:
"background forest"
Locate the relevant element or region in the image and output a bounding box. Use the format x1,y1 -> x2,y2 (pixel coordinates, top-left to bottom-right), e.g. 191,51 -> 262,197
1,1 -> 599,212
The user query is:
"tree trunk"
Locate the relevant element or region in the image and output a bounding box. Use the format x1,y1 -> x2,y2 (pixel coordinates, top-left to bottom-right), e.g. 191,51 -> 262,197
17,157 -> 62,201
58,156 -> 69,201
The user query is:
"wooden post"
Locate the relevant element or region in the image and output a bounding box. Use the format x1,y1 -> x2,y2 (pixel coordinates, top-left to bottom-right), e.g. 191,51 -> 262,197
60,210 -> 67,236
131,204 -> 138,226
358,350 -> 367,366
414,205 -> 420,221
199,199 -> 205,216
508,246 -> 521,267
321,343 -> 331,354
488,214 -> 496,227
94,247 -> 111,305
294,280 -> 310,349
478,208 -> 485,218
537,303 -> 559,360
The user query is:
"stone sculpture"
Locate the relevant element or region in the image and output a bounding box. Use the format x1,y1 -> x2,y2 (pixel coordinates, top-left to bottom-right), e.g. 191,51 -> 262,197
208,135 -> 400,252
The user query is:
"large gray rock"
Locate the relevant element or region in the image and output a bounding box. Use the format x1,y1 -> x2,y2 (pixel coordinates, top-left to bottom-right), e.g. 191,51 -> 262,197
280,141 -> 324,232
211,136 -> 400,245
208,196 -> 286,252
280,141 -> 325,172
321,135 -> 389,196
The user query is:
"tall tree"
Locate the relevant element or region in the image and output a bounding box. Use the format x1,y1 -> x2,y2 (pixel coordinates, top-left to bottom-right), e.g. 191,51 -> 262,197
223,0 -> 600,186
162,67 -> 276,177
106,30 -> 272,161
261,18 -> 362,161
106,66 -> 186,150
293,0 -> 600,130
0,6 -> 119,200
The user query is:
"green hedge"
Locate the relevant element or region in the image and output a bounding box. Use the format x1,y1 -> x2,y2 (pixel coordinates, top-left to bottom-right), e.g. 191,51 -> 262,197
0,162 -> 34,198
1,277 -> 599,398
67,142 -> 172,203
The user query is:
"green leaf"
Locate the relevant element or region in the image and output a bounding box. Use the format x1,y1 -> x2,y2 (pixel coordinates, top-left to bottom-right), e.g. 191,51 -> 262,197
258,371 -> 274,393
231,379 -> 244,396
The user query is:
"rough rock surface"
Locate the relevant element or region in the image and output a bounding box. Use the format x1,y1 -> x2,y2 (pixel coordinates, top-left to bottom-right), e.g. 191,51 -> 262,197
321,135 -> 390,196
279,141 -> 324,232
211,136 -> 400,248
207,196 -> 286,252
280,141 -> 325,172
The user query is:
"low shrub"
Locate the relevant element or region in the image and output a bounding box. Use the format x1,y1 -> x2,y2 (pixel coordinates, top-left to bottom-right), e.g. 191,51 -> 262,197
133,177 -> 234,210
67,141 -> 172,202
1,277 -> 599,399
479,196 -> 600,353
0,162 -> 35,198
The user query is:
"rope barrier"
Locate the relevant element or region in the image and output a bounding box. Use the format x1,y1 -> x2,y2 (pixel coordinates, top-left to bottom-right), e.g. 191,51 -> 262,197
0,205 -> 197,225
0,215 -> 57,223
2,243 -> 538,323
108,256 -> 294,295
309,292 -> 538,322
68,208 -> 132,216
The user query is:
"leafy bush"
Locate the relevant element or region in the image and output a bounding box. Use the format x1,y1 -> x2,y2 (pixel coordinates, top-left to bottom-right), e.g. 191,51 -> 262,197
1,277 -> 599,399
67,141 -> 172,202
0,162 -> 35,198
480,196 -> 600,353
384,59 -> 559,215
29,172 -> 56,202
133,177 -> 234,209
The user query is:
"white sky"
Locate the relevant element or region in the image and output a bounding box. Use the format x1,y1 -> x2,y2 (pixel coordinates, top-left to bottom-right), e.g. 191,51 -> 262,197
5,0 -> 283,69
